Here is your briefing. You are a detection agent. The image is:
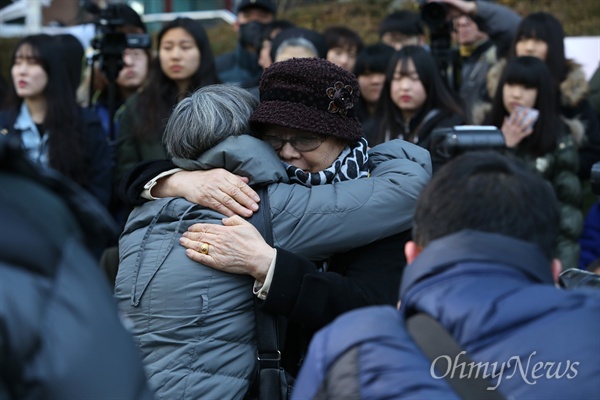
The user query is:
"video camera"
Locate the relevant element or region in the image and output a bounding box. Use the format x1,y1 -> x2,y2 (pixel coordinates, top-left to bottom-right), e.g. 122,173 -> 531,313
84,2 -> 151,141
430,126 -> 505,159
86,2 -> 151,76
429,126 -> 505,170
418,0 -> 459,92
420,1 -> 450,31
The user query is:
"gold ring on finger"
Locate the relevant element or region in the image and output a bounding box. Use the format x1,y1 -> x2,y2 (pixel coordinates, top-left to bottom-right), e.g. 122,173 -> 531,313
200,242 -> 209,255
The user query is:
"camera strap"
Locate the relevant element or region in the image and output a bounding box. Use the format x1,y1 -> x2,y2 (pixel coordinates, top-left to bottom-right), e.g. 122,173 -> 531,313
407,313 -> 506,400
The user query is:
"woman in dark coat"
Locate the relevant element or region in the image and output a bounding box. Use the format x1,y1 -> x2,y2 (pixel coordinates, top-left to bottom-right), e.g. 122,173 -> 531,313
115,17 -> 219,185
1,34 -> 112,208
364,46 -> 465,151
485,12 -> 600,179
486,56 -> 583,270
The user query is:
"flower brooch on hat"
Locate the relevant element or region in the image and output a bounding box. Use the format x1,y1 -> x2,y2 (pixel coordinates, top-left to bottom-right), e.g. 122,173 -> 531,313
326,82 -> 354,116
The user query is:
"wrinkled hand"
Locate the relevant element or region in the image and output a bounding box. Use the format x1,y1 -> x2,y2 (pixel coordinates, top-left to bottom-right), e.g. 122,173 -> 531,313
501,108 -> 534,148
180,216 -> 275,282
154,169 -> 260,217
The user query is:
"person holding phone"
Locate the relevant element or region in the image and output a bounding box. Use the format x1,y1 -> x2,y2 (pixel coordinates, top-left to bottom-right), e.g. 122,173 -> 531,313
486,56 -> 583,270
485,12 -> 600,180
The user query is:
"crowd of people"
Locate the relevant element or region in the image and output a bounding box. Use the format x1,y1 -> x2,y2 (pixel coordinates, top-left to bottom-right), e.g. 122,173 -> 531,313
1,0 -> 599,398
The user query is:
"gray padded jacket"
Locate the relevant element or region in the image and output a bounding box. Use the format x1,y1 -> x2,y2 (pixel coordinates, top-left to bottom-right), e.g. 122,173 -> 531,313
114,135 -> 431,400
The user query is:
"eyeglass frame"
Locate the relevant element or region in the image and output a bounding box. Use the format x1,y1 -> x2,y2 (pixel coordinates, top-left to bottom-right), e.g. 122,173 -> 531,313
261,134 -> 326,152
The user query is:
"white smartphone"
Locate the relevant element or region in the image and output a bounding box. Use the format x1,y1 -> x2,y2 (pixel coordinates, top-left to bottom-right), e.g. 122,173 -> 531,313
514,105 -> 539,130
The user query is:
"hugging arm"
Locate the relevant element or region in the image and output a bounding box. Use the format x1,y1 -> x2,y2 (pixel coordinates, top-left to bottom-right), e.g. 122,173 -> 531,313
182,139 -> 430,271
117,159 -> 260,217
118,159 -> 176,206
269,139 -> 431,259
182,215 -> 410,332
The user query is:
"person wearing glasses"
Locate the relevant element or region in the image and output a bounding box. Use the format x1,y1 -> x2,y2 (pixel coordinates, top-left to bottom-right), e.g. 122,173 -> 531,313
116,58 -> 431,395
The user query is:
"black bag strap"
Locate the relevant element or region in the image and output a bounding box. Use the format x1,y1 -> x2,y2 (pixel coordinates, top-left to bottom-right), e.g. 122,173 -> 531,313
406,313 -> 505,400
246,186 -> 287,400
247,185 -> 274,247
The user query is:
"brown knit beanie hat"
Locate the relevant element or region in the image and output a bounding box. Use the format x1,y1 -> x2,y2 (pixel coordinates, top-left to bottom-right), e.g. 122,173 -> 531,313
249,57 -> 363,142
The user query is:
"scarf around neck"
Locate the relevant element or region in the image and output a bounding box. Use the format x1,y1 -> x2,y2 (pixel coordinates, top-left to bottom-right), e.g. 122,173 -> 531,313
284,137 -> 370,187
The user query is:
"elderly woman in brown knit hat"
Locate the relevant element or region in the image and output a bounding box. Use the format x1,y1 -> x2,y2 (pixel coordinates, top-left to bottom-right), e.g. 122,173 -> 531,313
119,57 -> 431,381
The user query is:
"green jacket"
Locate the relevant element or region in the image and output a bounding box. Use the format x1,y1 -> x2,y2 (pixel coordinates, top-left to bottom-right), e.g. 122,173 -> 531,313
514,132 -> 583,270
115,93 -> 168,187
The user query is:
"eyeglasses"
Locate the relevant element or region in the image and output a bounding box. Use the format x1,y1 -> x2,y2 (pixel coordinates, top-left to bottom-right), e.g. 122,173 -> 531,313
262,134 -> 326,152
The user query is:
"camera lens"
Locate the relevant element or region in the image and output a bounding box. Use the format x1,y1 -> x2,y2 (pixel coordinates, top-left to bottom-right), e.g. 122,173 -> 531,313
421,2 -> 448,28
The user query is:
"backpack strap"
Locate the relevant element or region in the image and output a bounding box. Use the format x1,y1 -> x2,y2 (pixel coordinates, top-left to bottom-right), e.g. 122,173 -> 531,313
406,313 -> 505,400
245,186 -> 290,400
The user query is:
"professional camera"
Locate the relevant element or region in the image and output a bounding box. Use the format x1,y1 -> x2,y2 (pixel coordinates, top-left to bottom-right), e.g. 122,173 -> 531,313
87,3 -> 151,76
591,162 -> 600,196
420,1 -> 450,31
429,126 -> 505,161
428,126 -> 507,172
418,0 -> 459,91
84,2 -> 151,141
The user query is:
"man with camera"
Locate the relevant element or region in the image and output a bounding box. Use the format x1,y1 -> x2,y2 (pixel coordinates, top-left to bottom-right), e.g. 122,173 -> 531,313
420,0 -> 520,111
216,0 -> 276,88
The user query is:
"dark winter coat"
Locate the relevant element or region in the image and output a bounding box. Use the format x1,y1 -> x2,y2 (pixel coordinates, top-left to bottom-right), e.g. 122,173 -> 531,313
580,202 -> 600,269
0,105 -> 113,208
267,230 -> 411,377
115,93 -> 169,187
508,131 -> 583,270
482,59 -> 600,179
293,230 -> 600,400
0,136 -> 151,399
215,44 -> 263,88
458,40 -> 498,124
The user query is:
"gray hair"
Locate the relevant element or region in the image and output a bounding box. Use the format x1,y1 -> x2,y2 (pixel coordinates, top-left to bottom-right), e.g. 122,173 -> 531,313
275,37 -> 319,60
163,84 -> 259,159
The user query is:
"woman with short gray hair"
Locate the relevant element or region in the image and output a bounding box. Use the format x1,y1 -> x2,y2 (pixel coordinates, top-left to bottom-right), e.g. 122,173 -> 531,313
164,84 -> 259,159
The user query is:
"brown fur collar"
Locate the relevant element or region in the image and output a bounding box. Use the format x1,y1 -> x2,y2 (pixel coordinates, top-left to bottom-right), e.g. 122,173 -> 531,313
560,59 -> 589,107
485,58 -> 589,108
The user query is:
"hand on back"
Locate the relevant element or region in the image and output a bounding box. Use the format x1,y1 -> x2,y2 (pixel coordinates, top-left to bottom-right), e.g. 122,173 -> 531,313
156,169 -> 260,217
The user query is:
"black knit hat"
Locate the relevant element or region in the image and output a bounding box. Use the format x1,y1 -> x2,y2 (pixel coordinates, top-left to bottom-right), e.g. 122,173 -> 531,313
250,58 -> 362,142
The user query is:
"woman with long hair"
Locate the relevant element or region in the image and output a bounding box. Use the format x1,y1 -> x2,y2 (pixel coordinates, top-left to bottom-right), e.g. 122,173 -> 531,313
364,45 -> 464,149
0,34 -> 112,207
487,12 -> 600,179
486,56 -> 583,270
115,17 -> 219,185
